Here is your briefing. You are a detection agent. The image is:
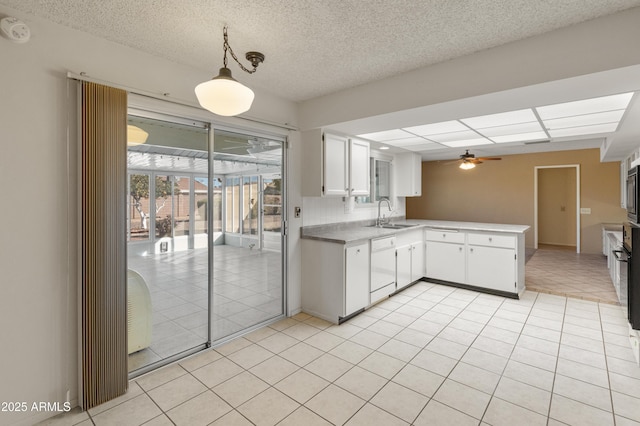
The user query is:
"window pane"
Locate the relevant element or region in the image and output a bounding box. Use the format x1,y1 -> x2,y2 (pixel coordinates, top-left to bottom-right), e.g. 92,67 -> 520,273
128,174 -> 150,241
174,176 -> 190,237
155,175 -> 174,239
225,177 -> 240,233
243,176 -> 259,235
195,177 -> 209,235
263,178 -> 282,232
212,178 -> 222,233
375,160 -> 391,200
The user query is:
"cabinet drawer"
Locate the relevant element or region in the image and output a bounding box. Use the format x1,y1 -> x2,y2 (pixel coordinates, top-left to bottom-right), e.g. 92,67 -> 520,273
425,229 -> 465,244
468,233 -> 515,249
371,236 -> 396,251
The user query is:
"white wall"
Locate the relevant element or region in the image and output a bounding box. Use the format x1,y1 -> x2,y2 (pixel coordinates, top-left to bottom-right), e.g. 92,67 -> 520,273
302,196 -> 406,227
0,5 -> 299,425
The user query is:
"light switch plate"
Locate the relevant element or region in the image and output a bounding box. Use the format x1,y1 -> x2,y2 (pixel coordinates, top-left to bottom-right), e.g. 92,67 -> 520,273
580,207 -> 591,214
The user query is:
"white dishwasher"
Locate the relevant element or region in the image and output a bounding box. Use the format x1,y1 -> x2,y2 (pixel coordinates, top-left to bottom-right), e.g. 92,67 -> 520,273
370,236 -> 397,303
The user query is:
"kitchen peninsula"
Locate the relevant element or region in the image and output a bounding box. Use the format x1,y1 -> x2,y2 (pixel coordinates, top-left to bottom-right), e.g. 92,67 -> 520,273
301,220 -> 529,324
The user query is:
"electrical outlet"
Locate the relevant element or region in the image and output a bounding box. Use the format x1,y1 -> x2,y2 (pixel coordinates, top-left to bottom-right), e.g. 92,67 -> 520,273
294,206 -> 301,218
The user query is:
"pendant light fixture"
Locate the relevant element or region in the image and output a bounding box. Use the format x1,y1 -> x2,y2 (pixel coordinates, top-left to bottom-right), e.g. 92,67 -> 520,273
195,27 -> 265,116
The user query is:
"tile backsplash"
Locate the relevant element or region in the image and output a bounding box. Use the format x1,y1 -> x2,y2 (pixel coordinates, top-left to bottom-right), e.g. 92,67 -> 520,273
302,196 -> 406,226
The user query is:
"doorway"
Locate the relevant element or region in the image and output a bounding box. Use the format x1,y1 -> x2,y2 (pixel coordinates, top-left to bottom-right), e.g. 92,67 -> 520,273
534,165 -> 581,253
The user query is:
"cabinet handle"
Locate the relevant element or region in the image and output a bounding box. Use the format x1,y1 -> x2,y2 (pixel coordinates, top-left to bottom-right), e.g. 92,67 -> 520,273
489,237 -> 493,242
470,248 -> 474,252
356,249 -> 360,254
443,234 -> 446,238
459,247 -> 462,251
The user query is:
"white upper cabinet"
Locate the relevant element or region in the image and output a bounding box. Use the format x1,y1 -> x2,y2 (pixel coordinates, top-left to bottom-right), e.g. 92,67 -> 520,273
301,129 -> 370,197
323,133 -> 349,196
395,152 -> 422,197
349,138 -> 370,196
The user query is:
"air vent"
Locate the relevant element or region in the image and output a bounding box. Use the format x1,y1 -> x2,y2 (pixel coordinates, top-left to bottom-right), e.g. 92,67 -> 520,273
524,139 -> 551,145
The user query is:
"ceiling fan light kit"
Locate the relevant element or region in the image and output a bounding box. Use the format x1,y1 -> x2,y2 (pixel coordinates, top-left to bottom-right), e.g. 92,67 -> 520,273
455,149 -> 501,170
195,27 -> 264,116
459,161 -> 476,170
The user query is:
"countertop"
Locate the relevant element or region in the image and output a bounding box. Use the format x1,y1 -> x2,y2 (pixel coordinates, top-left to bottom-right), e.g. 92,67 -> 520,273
301,219 -> 530,244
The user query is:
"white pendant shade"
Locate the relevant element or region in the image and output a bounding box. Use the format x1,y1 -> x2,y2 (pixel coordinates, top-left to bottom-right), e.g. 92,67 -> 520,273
195,68 -> 255,116
127,125 -> 149,146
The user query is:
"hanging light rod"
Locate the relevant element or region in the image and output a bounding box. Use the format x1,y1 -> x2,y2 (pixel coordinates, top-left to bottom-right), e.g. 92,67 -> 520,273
195,26 -> 265,117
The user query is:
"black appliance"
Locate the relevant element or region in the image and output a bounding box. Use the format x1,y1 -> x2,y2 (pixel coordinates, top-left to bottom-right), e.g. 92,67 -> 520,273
622,222 -> 640,330
627,166 -> 639,223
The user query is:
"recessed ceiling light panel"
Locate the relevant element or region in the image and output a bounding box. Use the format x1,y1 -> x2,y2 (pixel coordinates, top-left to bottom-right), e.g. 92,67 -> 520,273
426,130 -> 483,143
548,122 -> 619,138
440,138 -> 492,148
536,92 -> 633,120
477,121 -> 543,138
490,131 -> 549,143
383,136 -> 429,146
461,109 -> 537,129
403,121 -> 468,136
403,143 -> 444,151
357,129 -> 413,141
542,110 -> 625,130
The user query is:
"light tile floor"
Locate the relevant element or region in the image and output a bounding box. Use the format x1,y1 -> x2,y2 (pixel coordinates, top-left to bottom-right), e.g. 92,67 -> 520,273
526,244 -> 618,305
128,245 -> 283,372
45,281 -> 640,426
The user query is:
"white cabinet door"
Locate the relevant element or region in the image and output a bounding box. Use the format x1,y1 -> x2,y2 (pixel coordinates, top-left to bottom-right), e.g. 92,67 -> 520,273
345,243 -> 370,316
411,241 -> 425,281
323,134 -> 348,196
396,244 -> 412,290
426,241 -> 465,283
395,152 -> 422,197
349,138 -> 370,196
467,245 -> 516,293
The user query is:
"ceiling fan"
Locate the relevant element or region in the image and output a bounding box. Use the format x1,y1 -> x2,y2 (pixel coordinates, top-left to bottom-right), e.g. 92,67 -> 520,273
452,150 -> 501,169
218,138 -> 279,155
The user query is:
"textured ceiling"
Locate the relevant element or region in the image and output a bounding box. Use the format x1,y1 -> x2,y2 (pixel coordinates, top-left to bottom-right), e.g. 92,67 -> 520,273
2,0 -> 640,102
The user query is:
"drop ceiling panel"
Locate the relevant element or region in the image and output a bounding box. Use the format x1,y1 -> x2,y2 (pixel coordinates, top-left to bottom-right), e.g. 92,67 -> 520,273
542,110 -> 625,129
441,139 -> 492,148
402,121 -> 469,136
461,109 -> 538,128
476,121 -> 544,137
536,92 -> 634,119
490,131 -> 549,143
548,122 -> 619,138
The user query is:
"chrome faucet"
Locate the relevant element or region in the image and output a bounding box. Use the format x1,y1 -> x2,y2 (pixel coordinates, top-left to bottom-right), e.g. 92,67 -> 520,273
376,197 -> 392,227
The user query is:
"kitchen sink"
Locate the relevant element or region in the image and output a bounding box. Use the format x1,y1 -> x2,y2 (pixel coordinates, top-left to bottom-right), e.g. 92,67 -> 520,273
367,223 -> 419,229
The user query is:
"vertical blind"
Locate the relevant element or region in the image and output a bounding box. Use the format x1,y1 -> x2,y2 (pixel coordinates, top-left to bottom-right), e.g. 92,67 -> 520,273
80,81 -> 128,409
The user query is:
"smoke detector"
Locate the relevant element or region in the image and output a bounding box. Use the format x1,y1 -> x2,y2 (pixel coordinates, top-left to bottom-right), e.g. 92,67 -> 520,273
1,17 -> 31,43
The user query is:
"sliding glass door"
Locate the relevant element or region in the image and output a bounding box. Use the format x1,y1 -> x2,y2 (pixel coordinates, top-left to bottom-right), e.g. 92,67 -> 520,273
126,114 -> 210,374
126,113 -> 286,374
211,129 -> 285,340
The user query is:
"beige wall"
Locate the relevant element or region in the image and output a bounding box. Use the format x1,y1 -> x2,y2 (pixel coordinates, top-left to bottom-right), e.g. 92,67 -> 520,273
406,149 -> 626,253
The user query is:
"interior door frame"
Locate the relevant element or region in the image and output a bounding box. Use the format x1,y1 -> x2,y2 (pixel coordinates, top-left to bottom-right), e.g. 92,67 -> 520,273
534,164 -> 581,253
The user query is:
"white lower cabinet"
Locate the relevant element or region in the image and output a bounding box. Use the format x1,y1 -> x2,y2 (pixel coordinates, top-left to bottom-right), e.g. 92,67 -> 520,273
425,228 -> 525,296
466,232 -> 517,293
396,241 -> 425,291
425,241 -> 466,283
345,243 -> 370,316
467,245 -> 516,293
301,239 -> 370,323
